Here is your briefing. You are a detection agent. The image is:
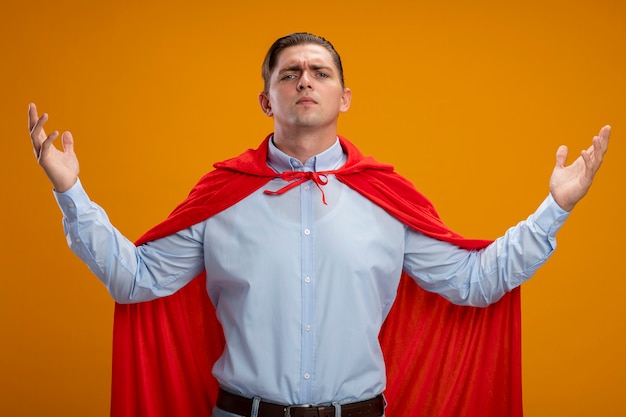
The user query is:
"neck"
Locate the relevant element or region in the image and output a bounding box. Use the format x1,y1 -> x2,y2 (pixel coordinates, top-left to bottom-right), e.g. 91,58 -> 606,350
272,125 -> 338,162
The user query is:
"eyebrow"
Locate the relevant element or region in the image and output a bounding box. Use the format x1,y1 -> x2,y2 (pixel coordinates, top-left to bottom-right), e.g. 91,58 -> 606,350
278,64 -> 334,74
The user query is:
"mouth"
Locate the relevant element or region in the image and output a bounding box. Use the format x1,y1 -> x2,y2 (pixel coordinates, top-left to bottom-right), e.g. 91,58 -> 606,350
296,96 -> 317,105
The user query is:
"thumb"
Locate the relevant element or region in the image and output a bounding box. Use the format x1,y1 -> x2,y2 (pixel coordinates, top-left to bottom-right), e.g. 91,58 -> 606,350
61,131 -> 75,154
555,145 -> 568,168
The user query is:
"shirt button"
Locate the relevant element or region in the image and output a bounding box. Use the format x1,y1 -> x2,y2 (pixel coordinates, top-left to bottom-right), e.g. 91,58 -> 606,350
304,276 -> 311,283
68,202 -> 75,209
304,185 -> 310,190
305,324 -> 311,332
304,229 -> 311,235
303,373 -> 310,380
74,238 -> 81,243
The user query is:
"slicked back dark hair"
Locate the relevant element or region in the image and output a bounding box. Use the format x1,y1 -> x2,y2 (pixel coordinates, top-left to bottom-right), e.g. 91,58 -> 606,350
261,32 -> 345,93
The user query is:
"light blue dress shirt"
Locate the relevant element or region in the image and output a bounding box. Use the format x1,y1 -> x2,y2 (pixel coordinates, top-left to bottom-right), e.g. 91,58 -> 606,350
54,138 -> 569,406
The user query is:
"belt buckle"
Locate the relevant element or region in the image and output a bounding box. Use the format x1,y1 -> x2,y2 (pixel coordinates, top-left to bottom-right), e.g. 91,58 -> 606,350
284,403 -> 313,417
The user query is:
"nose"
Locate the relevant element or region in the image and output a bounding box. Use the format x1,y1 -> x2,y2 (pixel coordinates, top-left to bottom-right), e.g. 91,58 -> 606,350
297,72 -> 312,91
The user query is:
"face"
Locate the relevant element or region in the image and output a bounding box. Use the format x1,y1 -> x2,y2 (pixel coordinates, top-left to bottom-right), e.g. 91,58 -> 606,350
259,44 -> 351,132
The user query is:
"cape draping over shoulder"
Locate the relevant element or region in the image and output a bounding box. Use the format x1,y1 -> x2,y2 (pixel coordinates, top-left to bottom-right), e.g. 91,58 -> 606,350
111,134 -> 522,417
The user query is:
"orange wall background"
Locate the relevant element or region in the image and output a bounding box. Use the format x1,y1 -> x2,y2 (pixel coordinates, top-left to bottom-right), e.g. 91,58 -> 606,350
1,1 -> 624,416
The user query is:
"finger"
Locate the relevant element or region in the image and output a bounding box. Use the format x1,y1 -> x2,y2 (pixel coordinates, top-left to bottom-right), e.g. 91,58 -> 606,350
30,112 -> 49,143
596,125 -> 611,154
583,126 -> 611,160
583,136 -> 597,157
581,136 -> 605,176
580,147 -> 592,169
38,130 -> 59,158
30,114 -> 50,156
591,136 -> 606,162
61,131 -> 75,154
27,103 -> 39,132
590,135 -> 605,168
555,145 -> 568,168
599,124 -> 611,139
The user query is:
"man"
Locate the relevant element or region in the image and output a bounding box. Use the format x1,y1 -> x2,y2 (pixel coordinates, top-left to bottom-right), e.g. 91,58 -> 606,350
29,33 -> 609,417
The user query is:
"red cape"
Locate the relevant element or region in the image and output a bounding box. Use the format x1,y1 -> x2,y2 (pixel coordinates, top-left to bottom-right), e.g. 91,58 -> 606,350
111,135 -> 522,417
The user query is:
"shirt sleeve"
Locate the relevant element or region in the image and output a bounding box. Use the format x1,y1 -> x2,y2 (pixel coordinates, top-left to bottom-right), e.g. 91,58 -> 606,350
402,194 -> 570,307
53,179 -> 206,304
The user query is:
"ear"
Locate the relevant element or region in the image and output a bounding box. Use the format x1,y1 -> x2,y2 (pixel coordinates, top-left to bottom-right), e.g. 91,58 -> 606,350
339,87 -> 352,113
258,92 -> 273,117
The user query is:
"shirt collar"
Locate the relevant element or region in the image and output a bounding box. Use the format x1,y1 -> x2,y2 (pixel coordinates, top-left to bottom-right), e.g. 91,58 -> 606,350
267,136 -> 347,173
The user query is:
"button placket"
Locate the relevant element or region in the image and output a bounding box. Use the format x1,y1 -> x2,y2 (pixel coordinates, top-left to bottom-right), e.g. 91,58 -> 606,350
299,166 -> 315,401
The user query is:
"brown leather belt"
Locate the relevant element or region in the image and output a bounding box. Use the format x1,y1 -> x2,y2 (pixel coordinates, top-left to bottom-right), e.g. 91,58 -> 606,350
216,387 -> 385,417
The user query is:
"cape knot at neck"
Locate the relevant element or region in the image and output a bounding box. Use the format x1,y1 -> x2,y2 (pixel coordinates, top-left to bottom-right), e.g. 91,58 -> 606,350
264,170 -> 332,205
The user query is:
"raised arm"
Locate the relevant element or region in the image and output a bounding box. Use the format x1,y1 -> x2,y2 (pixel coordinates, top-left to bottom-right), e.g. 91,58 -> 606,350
28,103 -> 205,303
28,103 -> 79,192
550,125 -> 611,212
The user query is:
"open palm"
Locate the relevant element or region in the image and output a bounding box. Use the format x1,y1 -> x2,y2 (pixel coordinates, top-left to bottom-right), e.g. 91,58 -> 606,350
28,103 -> 79,192
550,125 -> 611,212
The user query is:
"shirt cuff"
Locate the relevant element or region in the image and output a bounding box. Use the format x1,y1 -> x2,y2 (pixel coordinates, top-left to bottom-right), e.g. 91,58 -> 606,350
53,178 -> 92,220
531,194 -> 570,236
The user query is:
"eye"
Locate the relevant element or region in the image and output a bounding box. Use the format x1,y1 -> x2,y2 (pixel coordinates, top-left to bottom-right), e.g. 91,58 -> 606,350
317,72 -> 329,78
282,74 -> 297,80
